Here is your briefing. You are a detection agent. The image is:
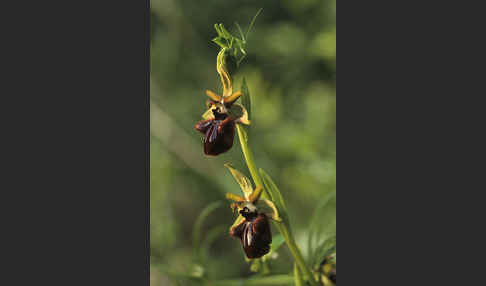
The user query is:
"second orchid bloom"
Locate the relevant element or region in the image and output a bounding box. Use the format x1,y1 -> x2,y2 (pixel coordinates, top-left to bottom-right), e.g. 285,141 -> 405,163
224,164 -> 281,259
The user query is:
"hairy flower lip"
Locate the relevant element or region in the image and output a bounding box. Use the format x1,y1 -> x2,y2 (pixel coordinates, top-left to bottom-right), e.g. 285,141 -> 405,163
194,113 -> 235,156
230,210 -> 272,259
211,107 -> 227,120
195,95 -> 249,156
224,165 -> 281,259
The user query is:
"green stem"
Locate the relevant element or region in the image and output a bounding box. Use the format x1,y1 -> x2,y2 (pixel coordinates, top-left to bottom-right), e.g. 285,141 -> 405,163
236,124 -> 318,286
236,124 -> 264,189
277,223 -> 318,286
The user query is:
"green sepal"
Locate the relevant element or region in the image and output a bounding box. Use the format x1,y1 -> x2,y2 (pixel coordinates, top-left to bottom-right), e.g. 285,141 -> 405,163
224,163 -> 253,200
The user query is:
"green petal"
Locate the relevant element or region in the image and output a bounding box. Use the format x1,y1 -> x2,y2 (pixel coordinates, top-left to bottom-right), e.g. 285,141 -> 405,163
228,103 -> 250,125
258,199 -> 282,222
201,108 -> 215,120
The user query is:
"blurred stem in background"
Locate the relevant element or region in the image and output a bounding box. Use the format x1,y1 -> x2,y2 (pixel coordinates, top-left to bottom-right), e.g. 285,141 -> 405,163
211,274 -> 294,286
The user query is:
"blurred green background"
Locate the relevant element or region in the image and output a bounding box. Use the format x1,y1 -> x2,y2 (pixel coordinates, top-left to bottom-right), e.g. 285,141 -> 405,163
150,0 -> 335,285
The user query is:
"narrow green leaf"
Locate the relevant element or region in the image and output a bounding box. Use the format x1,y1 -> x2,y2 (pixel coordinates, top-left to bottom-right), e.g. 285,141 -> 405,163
307,191 -> 336,264
259,168 -> 289,227
313,238 -> 336,270
192,201 -> 223,262
236,54 -> 246,68
200,225 -> 226,263
241,78 -> 251,121
246,8 -> 263,40
235,21 -> 246,42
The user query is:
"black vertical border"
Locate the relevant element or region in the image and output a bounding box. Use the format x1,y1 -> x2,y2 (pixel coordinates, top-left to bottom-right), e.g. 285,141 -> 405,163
145,0 -> 151,281
1,0 -> 151,284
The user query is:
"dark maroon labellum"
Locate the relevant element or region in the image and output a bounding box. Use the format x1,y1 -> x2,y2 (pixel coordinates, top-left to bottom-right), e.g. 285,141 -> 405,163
230,209 -> 272,259
194,108 -> 235,156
